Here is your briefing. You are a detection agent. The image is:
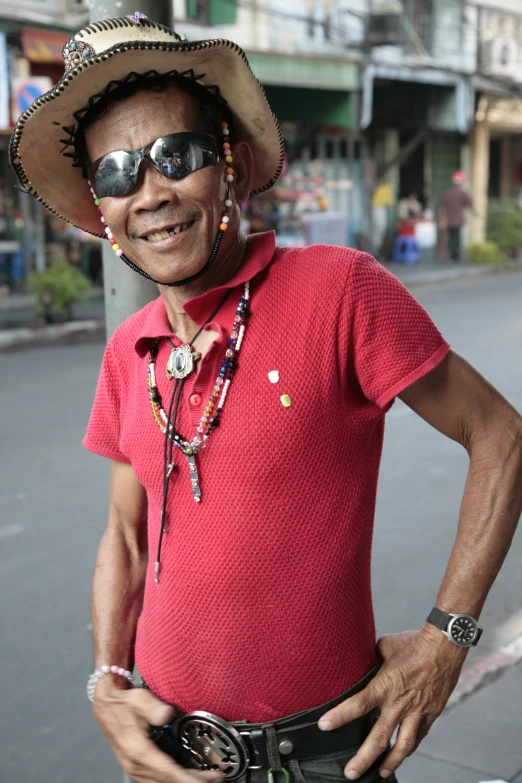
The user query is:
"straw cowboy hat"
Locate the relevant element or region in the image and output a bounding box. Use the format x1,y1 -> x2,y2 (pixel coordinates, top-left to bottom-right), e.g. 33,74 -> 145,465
9,15 -> 284,237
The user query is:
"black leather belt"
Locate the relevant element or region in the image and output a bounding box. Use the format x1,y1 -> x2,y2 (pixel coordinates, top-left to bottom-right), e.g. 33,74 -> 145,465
149,666 -> 379,780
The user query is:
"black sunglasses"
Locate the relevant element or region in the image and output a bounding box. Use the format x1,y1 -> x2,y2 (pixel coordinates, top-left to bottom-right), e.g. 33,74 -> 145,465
88,132 -> 220,198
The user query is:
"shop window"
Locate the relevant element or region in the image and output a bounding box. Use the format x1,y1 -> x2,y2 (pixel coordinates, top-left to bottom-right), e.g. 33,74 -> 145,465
186,0 -> 208,23
325,140 -> 334,159
188,0 -> 238,25
208,0 -> 238,25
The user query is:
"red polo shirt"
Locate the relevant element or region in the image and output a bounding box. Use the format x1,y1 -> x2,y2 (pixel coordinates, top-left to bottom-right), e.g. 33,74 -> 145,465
84,232 -> 450,722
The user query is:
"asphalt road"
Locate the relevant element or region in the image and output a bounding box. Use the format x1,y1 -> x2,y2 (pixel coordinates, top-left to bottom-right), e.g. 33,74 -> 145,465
1,272 -> 521,783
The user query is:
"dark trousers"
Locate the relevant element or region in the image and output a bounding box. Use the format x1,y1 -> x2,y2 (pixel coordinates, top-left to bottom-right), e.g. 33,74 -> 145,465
448,226 -> 462,260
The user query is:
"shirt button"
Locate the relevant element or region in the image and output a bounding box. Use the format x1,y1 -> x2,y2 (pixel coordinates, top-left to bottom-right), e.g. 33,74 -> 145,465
190,393 -> 202,407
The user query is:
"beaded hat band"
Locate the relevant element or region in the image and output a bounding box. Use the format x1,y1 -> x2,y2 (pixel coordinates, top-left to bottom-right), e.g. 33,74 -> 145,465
9,17 -> 284,237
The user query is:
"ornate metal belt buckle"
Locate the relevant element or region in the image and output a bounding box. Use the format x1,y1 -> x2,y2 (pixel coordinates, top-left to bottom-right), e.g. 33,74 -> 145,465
177,711 -> 250,779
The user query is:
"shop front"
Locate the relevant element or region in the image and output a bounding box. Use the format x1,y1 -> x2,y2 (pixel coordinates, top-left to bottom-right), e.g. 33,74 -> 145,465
471,95 -> 522,244
243,52 -> 363,247
0,26 -> 102,288
360,62 -> 473,260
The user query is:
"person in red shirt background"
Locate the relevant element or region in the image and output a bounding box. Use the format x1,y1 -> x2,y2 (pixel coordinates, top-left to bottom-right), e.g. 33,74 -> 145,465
10,18 -> 522,783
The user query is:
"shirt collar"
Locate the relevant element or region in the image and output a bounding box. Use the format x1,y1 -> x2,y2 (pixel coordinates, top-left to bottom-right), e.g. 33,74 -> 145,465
134,231 -> 276,355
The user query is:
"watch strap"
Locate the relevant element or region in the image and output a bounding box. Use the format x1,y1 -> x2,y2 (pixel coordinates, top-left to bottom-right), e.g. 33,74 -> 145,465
426,606 -> 450,631
473,627 -> 483,646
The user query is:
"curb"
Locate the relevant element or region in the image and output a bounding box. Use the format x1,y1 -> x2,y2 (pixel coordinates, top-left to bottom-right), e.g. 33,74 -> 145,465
1,264 -> 521,351
390,262 -> 522,289
0,319 -> 105,351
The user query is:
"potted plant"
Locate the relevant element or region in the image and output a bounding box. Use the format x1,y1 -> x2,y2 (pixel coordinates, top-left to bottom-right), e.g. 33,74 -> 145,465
27,258 -> 92,324
487,199 -> 522,259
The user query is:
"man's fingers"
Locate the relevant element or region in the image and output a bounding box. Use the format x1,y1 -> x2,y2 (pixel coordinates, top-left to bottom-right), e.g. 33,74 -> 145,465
378,716 -> 427,778
129,688 -> 176,727
342,712 -> 399,780
318,687 -> 379,730
123,733 -> 223,783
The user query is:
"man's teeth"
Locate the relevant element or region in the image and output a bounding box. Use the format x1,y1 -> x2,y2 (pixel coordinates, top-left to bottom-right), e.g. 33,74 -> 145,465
146,223 -> 190,241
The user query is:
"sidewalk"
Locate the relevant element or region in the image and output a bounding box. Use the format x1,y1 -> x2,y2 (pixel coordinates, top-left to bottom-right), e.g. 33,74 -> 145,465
0,287 -> 105,350
385,258 -> 522,289
400,638 -> 522,783
1,260 -> 522,350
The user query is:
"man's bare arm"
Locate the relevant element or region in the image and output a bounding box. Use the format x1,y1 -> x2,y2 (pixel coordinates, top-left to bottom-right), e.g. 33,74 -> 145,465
91,461 -> 222,783
92,460 -> 148,673
319,351 -> 522,780
399,350 -> 522,622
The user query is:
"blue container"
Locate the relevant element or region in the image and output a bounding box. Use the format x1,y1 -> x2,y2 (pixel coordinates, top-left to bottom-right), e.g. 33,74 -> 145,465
392,235 -> 421,265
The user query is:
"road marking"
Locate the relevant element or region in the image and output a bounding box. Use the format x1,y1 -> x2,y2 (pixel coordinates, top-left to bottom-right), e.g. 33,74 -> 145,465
500,633 -> 522,658
445,631 -> 522,711
0,524 -> 24,541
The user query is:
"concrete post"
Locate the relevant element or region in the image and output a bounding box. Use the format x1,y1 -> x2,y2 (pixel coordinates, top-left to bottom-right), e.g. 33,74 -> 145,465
500,136 -> 512,199
470,120 -> 490,244
89,0 -> 173,338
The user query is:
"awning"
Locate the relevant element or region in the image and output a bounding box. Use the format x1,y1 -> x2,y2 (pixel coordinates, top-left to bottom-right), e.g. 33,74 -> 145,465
22,28 -> 69,65
361,63 -> 473,134
263,85 -> 356,130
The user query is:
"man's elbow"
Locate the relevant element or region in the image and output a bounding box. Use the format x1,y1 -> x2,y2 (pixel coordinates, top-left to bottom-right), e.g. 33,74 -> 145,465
468,408 -> 522,467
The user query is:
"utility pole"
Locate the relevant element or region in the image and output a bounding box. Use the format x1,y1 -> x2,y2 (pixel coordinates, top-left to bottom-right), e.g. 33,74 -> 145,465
89,0 -> 173,338
87,6 -> 173,782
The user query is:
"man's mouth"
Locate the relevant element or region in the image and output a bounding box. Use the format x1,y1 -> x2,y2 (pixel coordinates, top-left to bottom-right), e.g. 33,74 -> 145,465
142,221 -> 194,242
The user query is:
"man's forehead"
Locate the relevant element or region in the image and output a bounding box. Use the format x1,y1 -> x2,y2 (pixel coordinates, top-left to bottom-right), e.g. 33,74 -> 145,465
84,86 -> 200,159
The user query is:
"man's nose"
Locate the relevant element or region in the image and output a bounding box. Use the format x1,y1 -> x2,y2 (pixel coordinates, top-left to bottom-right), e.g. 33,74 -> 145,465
132,160 -> 181,212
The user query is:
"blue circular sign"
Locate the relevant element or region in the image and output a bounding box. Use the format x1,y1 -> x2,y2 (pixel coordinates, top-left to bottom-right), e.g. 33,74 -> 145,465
16,82 -> 45,114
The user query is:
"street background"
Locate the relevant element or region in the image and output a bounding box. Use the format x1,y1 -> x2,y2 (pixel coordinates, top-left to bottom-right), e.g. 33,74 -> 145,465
4,0 -> 522,297
1,271 -> 522,783
1,0 -> 522,780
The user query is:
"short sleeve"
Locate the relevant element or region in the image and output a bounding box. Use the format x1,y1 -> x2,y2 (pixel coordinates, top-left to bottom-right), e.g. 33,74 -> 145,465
350,253 -> 450,409
83,337 -> 131,463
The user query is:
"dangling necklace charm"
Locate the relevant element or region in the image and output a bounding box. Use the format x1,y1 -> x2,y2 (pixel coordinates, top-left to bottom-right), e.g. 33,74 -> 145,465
186,452 -> 201,502
147,281 -> 250,504
166,345 -> 201,380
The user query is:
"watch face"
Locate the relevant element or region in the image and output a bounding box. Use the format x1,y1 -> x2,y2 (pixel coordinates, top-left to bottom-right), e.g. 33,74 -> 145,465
449,615 -> 477,646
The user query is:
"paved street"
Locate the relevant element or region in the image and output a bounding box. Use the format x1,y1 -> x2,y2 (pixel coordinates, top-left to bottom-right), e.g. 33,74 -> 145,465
1,272 -> 521,783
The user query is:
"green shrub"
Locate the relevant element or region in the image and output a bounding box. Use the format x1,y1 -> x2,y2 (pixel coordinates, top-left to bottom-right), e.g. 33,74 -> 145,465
27,259 -> 92,322
487,198 -> 522,255
467,241 -> 507,265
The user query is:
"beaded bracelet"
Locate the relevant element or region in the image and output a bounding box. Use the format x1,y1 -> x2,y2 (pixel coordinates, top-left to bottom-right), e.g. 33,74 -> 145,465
86,664 -> 135,702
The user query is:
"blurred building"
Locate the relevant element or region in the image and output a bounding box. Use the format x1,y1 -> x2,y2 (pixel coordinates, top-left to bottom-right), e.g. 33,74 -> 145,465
174,0 -> 367,246
469,0 -> 522,242
0,0 -> 93,287
2,0 -> 522,274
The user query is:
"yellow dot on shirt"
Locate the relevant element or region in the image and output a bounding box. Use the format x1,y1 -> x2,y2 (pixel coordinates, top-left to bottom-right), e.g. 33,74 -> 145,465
280,394 -> 292,408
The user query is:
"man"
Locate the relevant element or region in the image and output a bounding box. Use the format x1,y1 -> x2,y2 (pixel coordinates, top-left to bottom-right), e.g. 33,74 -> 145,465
397,193 -> 423,222
10,18 -> 522,783
439,171 -> 473,261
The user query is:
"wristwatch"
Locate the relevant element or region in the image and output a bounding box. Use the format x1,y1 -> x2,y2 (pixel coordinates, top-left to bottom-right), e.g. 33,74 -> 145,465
426,607 -> 482,647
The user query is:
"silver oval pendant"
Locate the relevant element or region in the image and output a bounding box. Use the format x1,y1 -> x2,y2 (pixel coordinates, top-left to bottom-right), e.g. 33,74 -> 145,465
166,345 -> 194,380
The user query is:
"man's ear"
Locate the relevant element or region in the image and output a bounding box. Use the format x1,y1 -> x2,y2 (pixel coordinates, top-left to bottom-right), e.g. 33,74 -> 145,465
230,141 -> 254,204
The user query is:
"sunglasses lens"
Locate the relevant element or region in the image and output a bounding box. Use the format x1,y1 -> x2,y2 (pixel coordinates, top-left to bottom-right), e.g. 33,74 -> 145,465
149,134 -> 218,180
92,151 -> 140,198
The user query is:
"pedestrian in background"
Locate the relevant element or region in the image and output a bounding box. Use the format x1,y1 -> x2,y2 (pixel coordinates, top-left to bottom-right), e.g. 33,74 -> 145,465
371,181 -> 395,258
439,171 -> 473,262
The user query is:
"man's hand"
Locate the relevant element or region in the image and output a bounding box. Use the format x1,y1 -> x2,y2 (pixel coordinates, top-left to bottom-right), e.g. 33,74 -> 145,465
318,627 -> 467,779
93,677 -> 224,783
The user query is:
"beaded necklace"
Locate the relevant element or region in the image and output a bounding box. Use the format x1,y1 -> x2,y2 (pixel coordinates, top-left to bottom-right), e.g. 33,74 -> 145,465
147,282 -> 250,580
